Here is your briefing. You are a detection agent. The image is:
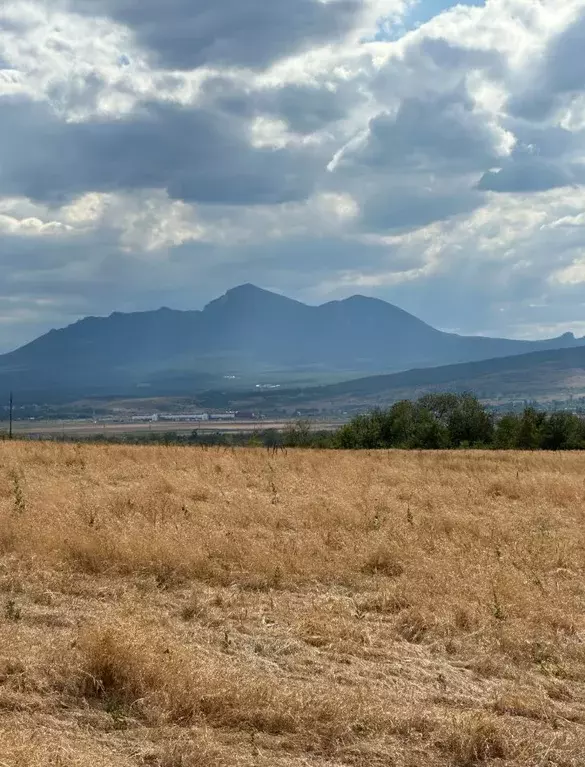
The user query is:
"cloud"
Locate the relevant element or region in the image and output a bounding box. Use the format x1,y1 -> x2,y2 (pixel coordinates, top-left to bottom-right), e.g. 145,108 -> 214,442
203,77 -> 362,135
69,0 -> 366,70
477,157 -> 580,193
508,7 -> 585,121
337,88 -> 511,173
318,186 -> 585,337
0,97 -> 320,205
361,182 -> 484,231
329,71 -> 512,230
2,0 -> 585,352
478,117 -> 585,194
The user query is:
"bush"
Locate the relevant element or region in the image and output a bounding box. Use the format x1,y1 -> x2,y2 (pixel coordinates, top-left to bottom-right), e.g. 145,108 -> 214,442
334,394 -> 493,450
329,397 -> 585,452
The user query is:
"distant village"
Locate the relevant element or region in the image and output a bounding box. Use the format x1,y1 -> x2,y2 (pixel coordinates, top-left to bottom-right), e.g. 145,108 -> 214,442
4,395 -> 585,428
131,412 -> 243,423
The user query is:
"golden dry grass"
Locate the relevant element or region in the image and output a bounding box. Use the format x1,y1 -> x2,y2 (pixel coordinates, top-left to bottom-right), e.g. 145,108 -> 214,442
1,442 -> 585,765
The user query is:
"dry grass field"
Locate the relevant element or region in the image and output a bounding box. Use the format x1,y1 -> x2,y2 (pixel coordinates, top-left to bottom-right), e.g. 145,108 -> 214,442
1,443 -> 585,766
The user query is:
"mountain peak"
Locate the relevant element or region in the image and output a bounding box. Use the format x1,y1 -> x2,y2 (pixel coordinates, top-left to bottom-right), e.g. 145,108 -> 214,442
324,293 -> 436,329
226,283 -> 267,297
204,283 -> 304,313
342,294 -> 389,306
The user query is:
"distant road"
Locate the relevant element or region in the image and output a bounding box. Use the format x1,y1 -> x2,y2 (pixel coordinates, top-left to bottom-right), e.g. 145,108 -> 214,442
12,419 -> 343,437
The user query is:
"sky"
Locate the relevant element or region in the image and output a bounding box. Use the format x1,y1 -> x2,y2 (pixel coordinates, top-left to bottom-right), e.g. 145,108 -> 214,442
1,0 -> 585,351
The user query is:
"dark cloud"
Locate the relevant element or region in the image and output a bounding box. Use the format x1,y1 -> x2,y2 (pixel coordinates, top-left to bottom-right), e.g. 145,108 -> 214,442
339,82 -> 501,180
477,124 -> 585,194
506,90 -> 556,122
361,183 -> 484,231
330,84 -> 498,231
203,77 -> 359,134
70,0 -> 362,69
351,90 -> 501,173
508,10 -> 585,121
268,84 -> 354,134
545,9 -> 585,95
0,96 -> 319,205
477,159 -> 575,193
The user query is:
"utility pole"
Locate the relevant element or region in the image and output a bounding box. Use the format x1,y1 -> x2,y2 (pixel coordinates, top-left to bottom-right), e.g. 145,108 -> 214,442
8,391 -> 13,440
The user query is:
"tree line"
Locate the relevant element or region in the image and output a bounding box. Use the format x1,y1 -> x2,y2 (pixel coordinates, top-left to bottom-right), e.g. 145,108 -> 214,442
333,394 -> 585,450
31,393 -> 585,450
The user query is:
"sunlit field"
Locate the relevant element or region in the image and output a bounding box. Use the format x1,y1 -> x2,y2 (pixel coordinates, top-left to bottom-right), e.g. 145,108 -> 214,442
1,442 -> 585,766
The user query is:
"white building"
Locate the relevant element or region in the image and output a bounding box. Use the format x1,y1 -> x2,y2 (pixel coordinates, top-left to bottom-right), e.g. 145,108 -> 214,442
160,413 -> 210,422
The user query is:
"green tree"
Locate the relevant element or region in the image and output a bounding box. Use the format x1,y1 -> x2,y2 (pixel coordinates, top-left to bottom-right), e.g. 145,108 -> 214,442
335,411 -> 383,449
541,412 -> 584,450
494,414 -> 521,449
417,393 -> 460,423
333,405 -> 412,449
516,408 -> 545,450
447,393 -> 494,447
384,400 -> 416,447
411,407 -> 450,449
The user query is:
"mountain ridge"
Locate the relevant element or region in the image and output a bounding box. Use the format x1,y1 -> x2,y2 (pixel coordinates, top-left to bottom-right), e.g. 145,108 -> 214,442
282,344 -> 585,407
0,283 -> 583,401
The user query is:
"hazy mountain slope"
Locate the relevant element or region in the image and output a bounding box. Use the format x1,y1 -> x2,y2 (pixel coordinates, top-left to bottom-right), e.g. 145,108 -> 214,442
0,283 -> 582,400
292,345 -> 585,407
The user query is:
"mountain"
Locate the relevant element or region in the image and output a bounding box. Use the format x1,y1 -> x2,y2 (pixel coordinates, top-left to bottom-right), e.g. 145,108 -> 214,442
276,345 -> 585,409
0,283 -> 583,401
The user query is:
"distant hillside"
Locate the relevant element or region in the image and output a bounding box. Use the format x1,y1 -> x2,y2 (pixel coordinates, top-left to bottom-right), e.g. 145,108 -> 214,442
0,283 -> 582,401
280,345 -> 585,409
